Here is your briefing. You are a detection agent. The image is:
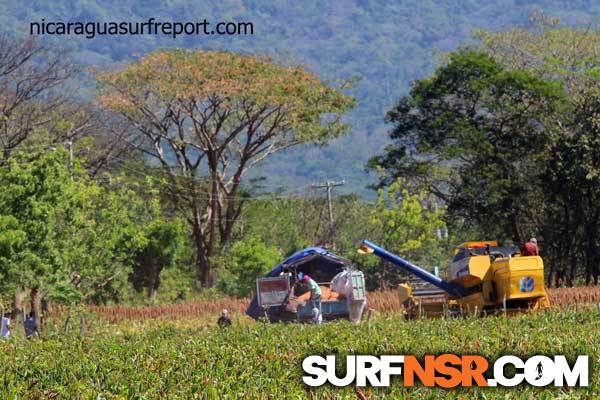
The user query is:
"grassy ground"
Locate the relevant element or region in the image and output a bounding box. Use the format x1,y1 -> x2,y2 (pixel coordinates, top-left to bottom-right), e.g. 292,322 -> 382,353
1,306 -> 598,399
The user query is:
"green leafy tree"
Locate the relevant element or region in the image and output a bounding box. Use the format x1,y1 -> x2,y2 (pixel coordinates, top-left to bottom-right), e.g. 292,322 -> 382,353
475,18 -> 600,96
238,194 -> 375,257
358,179 -> 447,289
370,50 -> 564,244
541,91 -> 600,285
0,216 -> 27,304
476,23 -> 600,285
0,149 -> 80,322
129,219 -> 186,303
372,24 -> 600,286
216,236 -> 281,298
0,149 -> 171,328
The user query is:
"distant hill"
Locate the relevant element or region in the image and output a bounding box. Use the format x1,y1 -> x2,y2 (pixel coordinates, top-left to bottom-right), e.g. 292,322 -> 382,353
2,0 -> 599,197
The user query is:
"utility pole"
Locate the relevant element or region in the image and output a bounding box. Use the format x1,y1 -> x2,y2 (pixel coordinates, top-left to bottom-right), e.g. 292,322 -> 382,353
311,179 -> 345,245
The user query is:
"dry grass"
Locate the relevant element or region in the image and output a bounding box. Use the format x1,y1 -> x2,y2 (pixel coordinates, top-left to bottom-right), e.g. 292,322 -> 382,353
90,296 -> 250,323
367,286 -> 600,313
88,286 -> 600,323
547,286 -> 600,305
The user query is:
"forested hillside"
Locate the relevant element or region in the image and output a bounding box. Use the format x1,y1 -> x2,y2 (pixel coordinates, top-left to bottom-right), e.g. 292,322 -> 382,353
1,0 -> 598,194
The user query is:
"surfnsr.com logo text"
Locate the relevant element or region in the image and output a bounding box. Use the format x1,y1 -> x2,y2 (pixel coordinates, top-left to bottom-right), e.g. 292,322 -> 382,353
302,354 -> 589,388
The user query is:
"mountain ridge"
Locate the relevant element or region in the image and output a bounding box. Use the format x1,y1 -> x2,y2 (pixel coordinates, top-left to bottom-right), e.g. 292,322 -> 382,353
2,0 -> 598,197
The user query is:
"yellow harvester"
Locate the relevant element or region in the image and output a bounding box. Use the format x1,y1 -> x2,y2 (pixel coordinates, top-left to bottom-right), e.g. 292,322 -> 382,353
360,240 -> 550,317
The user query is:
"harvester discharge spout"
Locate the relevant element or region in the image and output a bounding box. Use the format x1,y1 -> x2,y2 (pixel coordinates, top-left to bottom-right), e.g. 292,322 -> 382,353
359,240 -> 466,298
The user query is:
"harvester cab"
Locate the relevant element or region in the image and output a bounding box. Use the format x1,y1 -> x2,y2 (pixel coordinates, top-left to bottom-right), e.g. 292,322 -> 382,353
359,240 -> 550,318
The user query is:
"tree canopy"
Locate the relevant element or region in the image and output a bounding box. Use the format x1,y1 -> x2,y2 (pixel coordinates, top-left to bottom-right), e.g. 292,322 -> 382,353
370,50 -> 564,242
0,149 -> 185,316
98,49 -> 354,286
372,25 -> 600,285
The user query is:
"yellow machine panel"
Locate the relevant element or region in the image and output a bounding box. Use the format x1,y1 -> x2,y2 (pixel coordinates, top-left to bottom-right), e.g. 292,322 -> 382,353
493,255 -> 548,304
448,255 -> 491,286
457,292 -> 485,315
398,283 -> 412,303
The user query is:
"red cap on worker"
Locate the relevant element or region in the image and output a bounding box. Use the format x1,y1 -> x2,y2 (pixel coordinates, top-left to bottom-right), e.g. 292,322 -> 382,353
302,275 -> 311,282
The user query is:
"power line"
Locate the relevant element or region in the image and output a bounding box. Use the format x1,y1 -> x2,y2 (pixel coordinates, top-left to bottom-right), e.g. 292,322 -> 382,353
104,153 -> 313,202
1,142 -> 360,202
311,179 -> 345,245
0,143 -> 61,151
0,147 -> 326,202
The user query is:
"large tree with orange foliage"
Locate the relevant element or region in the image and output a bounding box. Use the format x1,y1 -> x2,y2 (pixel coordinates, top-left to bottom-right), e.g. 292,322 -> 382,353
98,49 -> 354,286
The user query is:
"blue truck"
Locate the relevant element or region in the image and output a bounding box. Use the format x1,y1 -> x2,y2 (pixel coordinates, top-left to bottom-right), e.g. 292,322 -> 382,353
246,247 -> 366,323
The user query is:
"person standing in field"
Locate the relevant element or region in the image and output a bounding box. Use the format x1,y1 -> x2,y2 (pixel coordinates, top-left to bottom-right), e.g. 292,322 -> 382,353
1,313 -> 10,339
217,309 -> 232,327
522,238 -> 539,256
301,275 -> 322,322
24,311 -> 39,338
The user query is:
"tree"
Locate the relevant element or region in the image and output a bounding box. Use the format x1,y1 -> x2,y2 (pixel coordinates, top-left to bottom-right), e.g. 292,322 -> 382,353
475,22 -> 600,285
216,236 -> 281,298
0,149 -> 167,328
0,35 -> 73,159
129,219 -> 186,303
98,49 -> 355,286
35,104 -> 144,178
541,90 -> 600,285
238,193 -> 376,255
370,50 -> 564,244
0,35 -> 139,179
0,149 -> 79,324
475,15 -> 600,96
372,22 -> 600,286
359,179 -> 447,290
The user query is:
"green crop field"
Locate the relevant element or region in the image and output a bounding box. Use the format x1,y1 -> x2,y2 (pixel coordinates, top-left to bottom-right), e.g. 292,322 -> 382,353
1,307 -> 598,399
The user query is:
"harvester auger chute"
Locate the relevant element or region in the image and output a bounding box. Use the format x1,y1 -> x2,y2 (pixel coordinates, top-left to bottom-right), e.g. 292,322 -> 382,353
359,240 -> 550,318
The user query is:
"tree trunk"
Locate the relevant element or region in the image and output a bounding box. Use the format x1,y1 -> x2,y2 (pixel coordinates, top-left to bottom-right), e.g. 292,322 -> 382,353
192,204 -> 212,287
511,212 -> 523,246
567,251 -> 577,287
148,287 -> 158,304
208,173 -> 218,269
147,266 -> 161,304
12,289 -> 27,331
30,288 -> 43,332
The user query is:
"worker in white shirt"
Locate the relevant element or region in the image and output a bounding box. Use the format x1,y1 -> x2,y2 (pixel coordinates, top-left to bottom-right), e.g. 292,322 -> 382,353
1,312 -> 11,339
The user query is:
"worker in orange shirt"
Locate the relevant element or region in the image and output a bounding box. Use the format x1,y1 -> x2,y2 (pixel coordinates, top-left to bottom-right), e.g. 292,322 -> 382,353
522,238 -> 539,256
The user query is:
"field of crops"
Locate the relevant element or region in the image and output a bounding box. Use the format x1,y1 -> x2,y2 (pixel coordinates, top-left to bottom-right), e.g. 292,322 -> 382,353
89,287 -> 600,323
1,305 -> 598,399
